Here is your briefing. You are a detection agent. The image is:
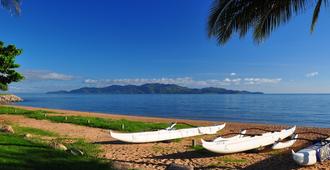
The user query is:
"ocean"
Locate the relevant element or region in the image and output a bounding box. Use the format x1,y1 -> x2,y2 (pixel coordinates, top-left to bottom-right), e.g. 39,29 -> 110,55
14,93 -> 330,128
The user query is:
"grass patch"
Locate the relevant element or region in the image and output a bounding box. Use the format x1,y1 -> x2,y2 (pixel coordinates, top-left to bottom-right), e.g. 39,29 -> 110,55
170,138 -> 182,143
267,149 -> 282,156
54,138 -> 102,157
0,106 -> 193,132
151,145 -> 164,152
0,132 -> 111,170
217,155 -> 247,163
13,125 -> 58,137
191,145 -> 204,151
208,156 -> 247,167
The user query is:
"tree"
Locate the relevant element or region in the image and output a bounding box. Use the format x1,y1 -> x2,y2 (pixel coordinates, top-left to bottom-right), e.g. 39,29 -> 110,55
0,41 -> 24,91
1,0 -> 21,15
0,0 -> 23,91
208,0 -> 328,44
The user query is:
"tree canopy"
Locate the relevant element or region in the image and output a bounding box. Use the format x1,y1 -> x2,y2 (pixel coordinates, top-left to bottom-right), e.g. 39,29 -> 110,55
208,0 -> 328,45
1,0 -> 21,15
0,41 -> 24,91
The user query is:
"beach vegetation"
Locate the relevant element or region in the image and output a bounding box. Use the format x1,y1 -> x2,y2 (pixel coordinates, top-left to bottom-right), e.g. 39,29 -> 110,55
13,125 -> 58,137
208,0 -> 328,44
217,156 -> 247,163
267,149 -> 283,156
191,144 -> 204,151
0,41 -> 24,91
0,125 -> 112,170
0,0 -> 21,15
208,155 -> 247,167
0,106 -> 193,132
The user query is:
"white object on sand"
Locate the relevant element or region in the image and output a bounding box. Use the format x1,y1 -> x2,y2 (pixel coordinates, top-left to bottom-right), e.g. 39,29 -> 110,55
292,137 -> 330,166
201,126 -> 296,154
110,124 -> 225,143
272,134 -> 298,150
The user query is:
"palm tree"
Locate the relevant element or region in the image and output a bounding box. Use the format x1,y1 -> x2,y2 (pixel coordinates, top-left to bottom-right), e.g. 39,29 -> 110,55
208,0 -> 328,44
1,0 -> 21,15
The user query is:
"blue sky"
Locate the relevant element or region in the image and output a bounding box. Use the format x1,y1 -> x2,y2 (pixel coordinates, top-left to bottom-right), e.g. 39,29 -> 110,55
1,0 -> 329,93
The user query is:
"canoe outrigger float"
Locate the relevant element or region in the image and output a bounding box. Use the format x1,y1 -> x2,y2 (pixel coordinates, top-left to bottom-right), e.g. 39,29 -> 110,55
292,137 -> 330,166
110,123 -> 225,143
201,126 -> 296,154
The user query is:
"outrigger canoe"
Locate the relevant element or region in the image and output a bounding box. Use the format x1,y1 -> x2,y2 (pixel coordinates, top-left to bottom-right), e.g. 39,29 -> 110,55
201,126 -> 296,154
110,124 -> 225,143
292,137 -> 330,166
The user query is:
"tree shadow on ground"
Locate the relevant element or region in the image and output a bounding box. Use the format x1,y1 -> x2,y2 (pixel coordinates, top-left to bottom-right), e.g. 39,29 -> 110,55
0,142 -> 48,149
111,159 -> 167,167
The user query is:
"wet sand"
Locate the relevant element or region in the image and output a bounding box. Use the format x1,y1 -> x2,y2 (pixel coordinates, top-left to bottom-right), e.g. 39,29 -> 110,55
1,105 -> 330,170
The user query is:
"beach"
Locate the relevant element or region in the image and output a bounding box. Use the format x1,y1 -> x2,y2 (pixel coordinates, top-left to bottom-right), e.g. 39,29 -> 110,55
1,105 -> 329,170
1,0 -> 328,169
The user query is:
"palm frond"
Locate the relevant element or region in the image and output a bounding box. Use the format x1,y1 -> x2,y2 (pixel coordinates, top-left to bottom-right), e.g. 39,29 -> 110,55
311,0 -> 323,32
208,0 -> 328,45
1,0 -> 21,15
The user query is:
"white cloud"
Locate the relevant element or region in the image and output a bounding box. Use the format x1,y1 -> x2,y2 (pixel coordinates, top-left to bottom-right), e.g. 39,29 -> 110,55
230,73 -> 237,76
84,77 -> 280,87
23,70 -> 74,81
83,77 -> 221,87
305,72 -> 319,78
224,78 -> 241,85
244,78 -> 282,85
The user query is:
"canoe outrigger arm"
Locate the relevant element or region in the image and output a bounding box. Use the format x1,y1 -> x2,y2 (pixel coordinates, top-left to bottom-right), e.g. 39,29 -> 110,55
165,122 -> 177,131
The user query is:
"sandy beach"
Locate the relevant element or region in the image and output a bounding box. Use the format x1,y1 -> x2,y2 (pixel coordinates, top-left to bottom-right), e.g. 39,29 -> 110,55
1,105 -> 330,170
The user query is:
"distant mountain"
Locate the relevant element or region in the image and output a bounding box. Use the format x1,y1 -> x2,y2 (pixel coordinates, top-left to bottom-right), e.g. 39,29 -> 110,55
47,83 -> 263,94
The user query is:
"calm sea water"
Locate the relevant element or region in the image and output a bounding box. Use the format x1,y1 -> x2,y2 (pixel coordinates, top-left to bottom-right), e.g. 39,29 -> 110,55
13,93 -> 330,128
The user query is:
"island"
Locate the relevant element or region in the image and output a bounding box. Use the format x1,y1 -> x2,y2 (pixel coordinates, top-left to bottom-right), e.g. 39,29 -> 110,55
47,83 -> 263,94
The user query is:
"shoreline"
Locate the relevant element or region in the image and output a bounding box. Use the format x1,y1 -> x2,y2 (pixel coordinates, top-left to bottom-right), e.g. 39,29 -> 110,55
2,105 -> 330,169
9,104 -> 327,130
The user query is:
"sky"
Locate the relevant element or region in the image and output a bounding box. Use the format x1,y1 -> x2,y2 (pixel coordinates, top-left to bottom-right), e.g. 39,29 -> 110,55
0,0 -> 329,93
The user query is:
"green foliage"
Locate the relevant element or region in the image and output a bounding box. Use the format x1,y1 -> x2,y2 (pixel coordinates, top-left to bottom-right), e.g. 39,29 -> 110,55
0,131 -> 111,170
13,125 -> 58,137
0,0 -> 21,15
0,106 -> 193,132
0,41 -> 24,91
191,145 -> 204,151
208,0 -> 328,44
217,156 -> 247,163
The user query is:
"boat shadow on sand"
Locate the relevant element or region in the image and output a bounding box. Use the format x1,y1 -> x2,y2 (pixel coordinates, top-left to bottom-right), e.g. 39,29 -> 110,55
243,152 -> 300,170
93,140 -> 177,145
93,140 -> 131,145
148,148 -> 301,170
148,150 -> 218,160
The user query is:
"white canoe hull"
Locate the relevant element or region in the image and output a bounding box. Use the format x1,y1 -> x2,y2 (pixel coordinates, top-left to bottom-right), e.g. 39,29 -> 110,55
202,126 -> 296,154
272,134 -> 298,150
110,124 -> 225,143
